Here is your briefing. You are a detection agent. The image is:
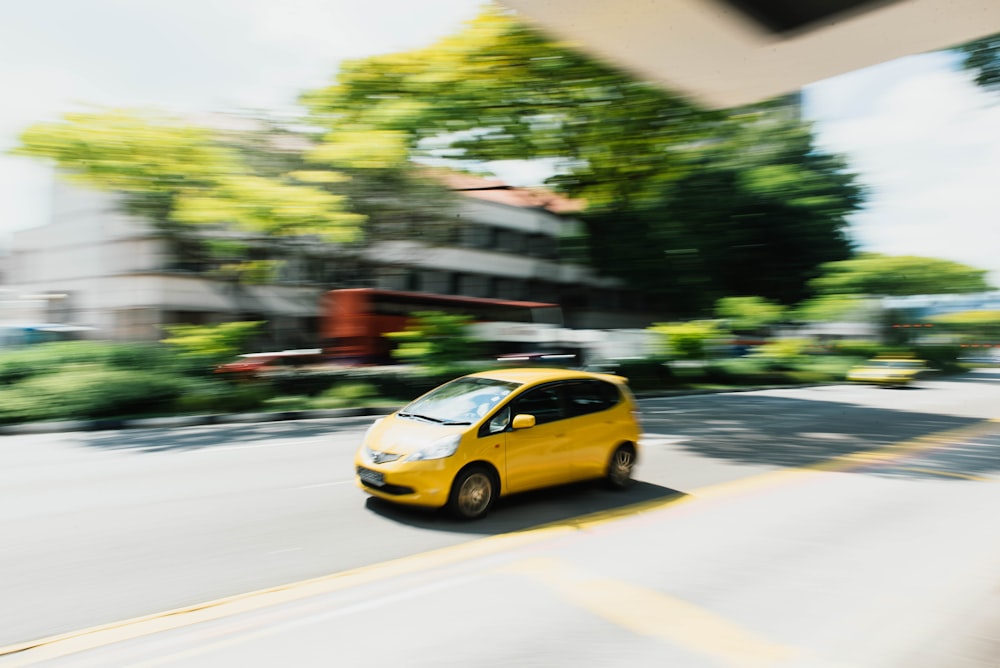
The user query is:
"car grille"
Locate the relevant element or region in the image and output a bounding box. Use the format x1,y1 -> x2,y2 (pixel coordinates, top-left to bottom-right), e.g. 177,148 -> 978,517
359,478 -> 415,495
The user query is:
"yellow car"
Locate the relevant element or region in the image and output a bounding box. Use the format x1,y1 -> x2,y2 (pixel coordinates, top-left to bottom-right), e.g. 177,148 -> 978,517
354,368 -> 641,519
847,356 -> 928,387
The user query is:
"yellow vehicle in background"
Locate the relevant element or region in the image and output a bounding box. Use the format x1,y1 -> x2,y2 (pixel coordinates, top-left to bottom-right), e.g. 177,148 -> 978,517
847,356 -> 928,388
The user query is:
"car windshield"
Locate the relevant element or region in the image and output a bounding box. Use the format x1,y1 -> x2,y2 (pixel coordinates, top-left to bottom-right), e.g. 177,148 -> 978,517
400,377 -> 521,425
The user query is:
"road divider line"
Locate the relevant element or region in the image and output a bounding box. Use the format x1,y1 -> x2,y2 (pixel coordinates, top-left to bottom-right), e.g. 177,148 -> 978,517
809,418 -> 1000,476
0,498 -> 681,666
3,419 -> 997,665
888,467 -> 991,482
130,574 -> 484,668
502,556 -> 804,668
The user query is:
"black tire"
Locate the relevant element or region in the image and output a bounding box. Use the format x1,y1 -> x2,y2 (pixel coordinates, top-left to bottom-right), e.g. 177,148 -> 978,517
447,466 -> 497,520
607,444 -> 636,490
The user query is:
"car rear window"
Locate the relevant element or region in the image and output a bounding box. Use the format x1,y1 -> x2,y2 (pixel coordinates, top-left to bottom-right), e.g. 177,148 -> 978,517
566,380 -> 620,417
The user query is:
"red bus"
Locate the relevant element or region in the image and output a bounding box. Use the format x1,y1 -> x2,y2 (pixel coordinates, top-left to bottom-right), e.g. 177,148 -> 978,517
320,288 -> 563,364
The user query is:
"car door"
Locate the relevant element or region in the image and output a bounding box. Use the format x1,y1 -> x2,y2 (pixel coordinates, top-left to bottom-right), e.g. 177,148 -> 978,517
563,380 -> 622,480
503,383 -> 572,494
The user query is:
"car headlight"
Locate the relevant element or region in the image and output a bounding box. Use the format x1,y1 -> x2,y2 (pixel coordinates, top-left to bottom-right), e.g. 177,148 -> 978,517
405,434 -> 461,462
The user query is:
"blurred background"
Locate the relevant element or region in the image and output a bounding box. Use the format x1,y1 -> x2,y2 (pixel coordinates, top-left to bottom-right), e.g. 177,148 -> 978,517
0,0 -> 999,421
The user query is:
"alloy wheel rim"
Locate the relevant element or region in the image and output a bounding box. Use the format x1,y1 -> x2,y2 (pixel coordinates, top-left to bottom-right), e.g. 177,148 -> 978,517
611,449 -> 633,484
459,473 -> 492,516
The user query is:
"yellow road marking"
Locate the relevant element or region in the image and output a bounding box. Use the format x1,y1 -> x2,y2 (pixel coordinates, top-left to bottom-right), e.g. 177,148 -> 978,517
809,419 -> 1000,476
503,556 -> 802,668
3,418 -> 998,665
0,498 -> 682,666
889,467 -> 991,481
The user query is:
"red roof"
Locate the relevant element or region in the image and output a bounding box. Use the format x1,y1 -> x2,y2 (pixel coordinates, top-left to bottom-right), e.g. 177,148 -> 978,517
426,169 -> 586,214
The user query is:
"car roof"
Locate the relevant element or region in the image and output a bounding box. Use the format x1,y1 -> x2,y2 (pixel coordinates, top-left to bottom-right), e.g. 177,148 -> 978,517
467,367 -> 623,385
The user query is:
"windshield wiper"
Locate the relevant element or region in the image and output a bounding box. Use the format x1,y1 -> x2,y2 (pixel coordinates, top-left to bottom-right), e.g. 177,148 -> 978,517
398,411 -> 444,424
441,420 -> 472,425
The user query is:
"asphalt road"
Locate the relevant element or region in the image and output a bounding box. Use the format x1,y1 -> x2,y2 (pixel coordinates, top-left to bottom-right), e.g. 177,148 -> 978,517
2,371 -> 1000,666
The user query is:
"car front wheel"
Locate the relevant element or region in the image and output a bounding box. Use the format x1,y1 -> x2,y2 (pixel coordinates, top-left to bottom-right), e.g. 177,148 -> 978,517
448,466 -> 496,520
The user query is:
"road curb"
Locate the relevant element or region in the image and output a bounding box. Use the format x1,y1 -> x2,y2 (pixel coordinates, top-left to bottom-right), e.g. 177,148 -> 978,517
0,406 -> 398,436
0,382 -> 840,436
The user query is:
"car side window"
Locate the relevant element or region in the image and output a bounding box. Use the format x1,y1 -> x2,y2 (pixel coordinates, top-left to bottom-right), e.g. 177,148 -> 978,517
566,380 -> 619,417
511,385 -> 564,425
486,405 -> 511,435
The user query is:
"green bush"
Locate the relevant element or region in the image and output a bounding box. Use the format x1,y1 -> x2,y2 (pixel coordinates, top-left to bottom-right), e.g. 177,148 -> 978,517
311,382 -> 379,409
0,341 -> 180,385
912,345 -> 964,372
703,358 -> 770,385
828,340 -> 893,358
648,321 -> 722,361
387,311 -> 482,366
793,355 -> 861,381
602,358 -> 676,391
751,338 -> 814,371
0,365 -> 185,423
261,395 -> 313,412
266,372 -> 339,397
173,378 -> 271,414
703,359 -> 791,385
161,321 -> 265,370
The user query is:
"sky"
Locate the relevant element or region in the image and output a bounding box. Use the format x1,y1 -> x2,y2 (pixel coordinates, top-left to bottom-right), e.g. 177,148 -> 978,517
1,0 -> 998,284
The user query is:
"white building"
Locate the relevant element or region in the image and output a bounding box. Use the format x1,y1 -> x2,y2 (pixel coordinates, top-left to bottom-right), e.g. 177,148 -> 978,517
1,172 -> 648,348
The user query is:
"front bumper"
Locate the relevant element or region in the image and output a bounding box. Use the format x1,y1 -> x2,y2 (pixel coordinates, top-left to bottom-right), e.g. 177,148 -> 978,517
353,458 -> 455,508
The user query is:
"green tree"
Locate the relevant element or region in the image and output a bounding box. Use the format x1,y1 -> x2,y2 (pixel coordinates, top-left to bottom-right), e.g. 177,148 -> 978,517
752,338 -> 812,370
648,321 -> 722,360
792,294 -> 872,323
930,310 -> 1000,341
715,296 -> 785,333
161,321 -> 265,369
809,253 -> 993,296
387,311 -> 481,367
301,8 -> 713,209
302,8 -> 862,311
959,33 -> 1000,92
14,110 -> 365,243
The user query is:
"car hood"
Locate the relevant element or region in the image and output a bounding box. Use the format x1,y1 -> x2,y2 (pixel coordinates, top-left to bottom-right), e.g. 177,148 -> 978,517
365,413 -> 469,455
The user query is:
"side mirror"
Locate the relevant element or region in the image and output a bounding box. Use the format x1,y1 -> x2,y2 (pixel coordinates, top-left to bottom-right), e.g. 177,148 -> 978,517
511,414 -> 536,430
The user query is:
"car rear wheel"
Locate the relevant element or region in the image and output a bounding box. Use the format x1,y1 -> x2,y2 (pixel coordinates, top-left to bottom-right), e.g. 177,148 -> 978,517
607,444 -> 635,490
448,466 -> 496,520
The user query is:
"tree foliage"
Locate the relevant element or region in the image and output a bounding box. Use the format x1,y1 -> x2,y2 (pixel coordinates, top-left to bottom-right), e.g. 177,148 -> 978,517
386,311 -> 481,366
301,8 -> 712,208
930,310 -> 1000,340
809,253 -> 993,296
302,8 -> 863,312
14,110 -> 365,243
161,321 -> 265,367
959,33 -> 1000,92
792,294 -> 872,323
715,296 -> 786,333
583,114 -> 861,308
648,321 -> 722,360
